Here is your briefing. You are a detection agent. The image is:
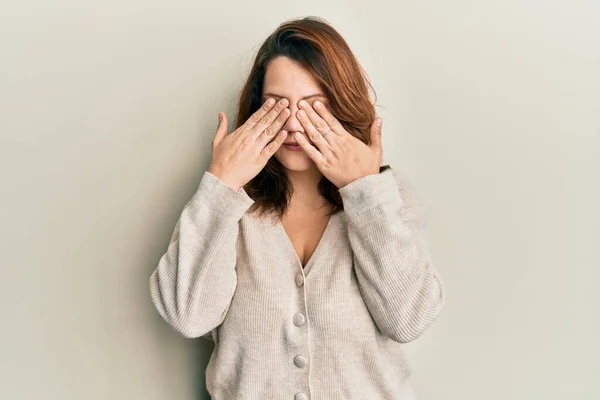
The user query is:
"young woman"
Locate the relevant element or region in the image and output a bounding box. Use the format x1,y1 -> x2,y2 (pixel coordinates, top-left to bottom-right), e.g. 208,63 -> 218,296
149,16 -> 445,400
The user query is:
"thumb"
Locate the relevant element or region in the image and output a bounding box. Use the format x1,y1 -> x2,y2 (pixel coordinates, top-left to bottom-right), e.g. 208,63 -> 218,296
369,117 -> 383,150
213,112 -> 229,147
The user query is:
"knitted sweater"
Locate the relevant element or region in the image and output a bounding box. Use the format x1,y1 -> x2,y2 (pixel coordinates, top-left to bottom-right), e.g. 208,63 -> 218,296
149,166 -> 445,400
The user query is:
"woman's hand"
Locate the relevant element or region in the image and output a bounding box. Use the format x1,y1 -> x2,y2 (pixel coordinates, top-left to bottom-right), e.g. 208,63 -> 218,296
293,100 -> 383,188
208,98 -> 290,191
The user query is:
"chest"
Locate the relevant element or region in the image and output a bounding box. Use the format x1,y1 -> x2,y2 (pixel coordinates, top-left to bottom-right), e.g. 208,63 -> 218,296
280,212 -> 331,268
225,212 -> 379,340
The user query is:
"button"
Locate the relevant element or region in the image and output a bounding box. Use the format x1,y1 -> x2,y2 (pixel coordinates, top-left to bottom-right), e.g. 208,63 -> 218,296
293,312 -> 305,326
295,393 -> 308,400
294,355 -> 307,368
295,273 -> 304,287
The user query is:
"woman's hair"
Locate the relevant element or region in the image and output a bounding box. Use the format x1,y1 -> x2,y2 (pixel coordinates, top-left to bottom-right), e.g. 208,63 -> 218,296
236,16 -> 390,220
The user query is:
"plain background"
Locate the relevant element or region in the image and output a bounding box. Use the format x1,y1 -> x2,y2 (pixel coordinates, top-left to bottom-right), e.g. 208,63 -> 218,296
1,1 -> 598,399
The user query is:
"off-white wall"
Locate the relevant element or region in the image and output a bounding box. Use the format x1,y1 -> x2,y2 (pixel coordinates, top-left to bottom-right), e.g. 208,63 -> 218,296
1,1 -> 598,399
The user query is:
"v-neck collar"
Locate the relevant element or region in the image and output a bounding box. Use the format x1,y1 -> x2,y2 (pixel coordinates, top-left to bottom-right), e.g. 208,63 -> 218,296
276,211 -> 338,276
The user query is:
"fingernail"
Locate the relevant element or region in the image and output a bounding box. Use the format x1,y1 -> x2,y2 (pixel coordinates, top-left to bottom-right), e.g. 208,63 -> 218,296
266,98 -> 275,106
376,118 -> 382,127
299,100 -> 308,108
314,101 -> 322,108
295,132 -> 301,139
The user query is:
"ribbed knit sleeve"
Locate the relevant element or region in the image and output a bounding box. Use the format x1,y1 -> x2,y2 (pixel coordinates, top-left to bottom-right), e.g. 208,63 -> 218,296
338,167 -> 445,343
149,171 -> 255,338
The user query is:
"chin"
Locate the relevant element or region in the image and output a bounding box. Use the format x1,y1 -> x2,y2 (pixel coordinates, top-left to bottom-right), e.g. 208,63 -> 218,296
274,149 -> 316,172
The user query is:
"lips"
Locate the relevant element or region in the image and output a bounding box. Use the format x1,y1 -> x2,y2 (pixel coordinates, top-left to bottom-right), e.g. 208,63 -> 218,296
283,142 -> 303,151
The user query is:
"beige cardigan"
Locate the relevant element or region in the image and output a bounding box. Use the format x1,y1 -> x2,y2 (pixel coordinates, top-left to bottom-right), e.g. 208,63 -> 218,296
149,166 -> 445,399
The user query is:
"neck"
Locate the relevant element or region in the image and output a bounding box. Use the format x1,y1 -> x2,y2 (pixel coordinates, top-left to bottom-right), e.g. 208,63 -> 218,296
287,167 -> 329,212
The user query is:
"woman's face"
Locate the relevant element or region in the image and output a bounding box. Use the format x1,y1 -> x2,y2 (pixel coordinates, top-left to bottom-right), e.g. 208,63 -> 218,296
262,56 -> 329,172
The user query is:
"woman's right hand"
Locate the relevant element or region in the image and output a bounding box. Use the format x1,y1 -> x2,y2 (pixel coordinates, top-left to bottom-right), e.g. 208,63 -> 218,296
208,98 -> 290,191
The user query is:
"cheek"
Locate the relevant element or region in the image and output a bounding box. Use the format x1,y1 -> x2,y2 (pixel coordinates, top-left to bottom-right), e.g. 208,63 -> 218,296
273,148 -> 286,165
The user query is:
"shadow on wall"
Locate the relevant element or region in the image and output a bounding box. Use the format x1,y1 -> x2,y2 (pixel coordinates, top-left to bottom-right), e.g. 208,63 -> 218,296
197,340 -> 214,399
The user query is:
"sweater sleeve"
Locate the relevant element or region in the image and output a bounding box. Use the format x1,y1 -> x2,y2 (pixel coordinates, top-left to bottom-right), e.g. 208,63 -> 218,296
149,171 -> 255,339
338,167 -> 445,343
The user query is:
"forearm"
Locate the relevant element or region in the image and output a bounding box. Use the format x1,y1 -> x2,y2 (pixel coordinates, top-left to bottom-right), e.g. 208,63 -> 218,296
340,169 -> 445,343
149,171 -> 255,338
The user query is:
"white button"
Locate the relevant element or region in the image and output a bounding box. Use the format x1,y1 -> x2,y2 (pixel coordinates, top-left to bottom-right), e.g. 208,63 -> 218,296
295,273 -> 304,287
294,355 -> 307,368
295,393 -> 308,400
293,312 -> 305,326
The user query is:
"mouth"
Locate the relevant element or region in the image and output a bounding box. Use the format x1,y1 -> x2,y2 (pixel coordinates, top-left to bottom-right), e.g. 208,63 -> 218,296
283,142 -> 302,151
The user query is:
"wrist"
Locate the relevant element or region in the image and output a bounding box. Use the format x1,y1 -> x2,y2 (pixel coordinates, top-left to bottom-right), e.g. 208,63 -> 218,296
207,167 -> 243,192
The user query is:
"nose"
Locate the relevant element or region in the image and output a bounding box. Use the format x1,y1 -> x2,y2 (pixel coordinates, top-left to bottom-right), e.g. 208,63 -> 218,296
283,103 -> 303,135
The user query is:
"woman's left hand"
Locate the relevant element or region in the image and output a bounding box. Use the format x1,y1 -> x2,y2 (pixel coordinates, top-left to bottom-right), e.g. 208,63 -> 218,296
294,100 -> 383,188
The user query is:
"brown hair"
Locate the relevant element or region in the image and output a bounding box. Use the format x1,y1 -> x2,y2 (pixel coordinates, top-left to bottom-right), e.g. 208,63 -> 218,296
236,16 -> 390,220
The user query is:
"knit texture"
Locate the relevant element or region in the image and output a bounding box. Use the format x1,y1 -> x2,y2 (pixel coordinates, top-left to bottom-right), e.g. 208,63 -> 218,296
149,166 -> 445,399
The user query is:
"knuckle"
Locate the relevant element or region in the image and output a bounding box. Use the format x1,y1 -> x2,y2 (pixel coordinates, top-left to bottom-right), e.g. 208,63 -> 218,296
241,135 -> 252,146
250,113 -> 261,124
315,120 -> 327,130
260,116 -> 271,126
264,126 -> 273,136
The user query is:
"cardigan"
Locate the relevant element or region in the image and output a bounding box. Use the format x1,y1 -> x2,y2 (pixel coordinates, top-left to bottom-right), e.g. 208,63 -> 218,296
149,166 -> 445,400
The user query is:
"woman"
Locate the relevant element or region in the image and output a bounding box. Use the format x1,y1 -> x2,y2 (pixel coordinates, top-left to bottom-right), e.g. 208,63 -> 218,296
149,16 -> 445,400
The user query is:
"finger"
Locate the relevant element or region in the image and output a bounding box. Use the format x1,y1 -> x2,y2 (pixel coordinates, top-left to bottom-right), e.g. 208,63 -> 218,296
298,100 -> 331,136
294,131 -> 325,165
243,97 -> 277,130
311,100 -> 346,135
369,117 -> 383,150
212,112 -> 228,149
260,130 -> 288,160
251,98 -> 289,138
297,108 -> 332,156
256,106 -> 291,147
